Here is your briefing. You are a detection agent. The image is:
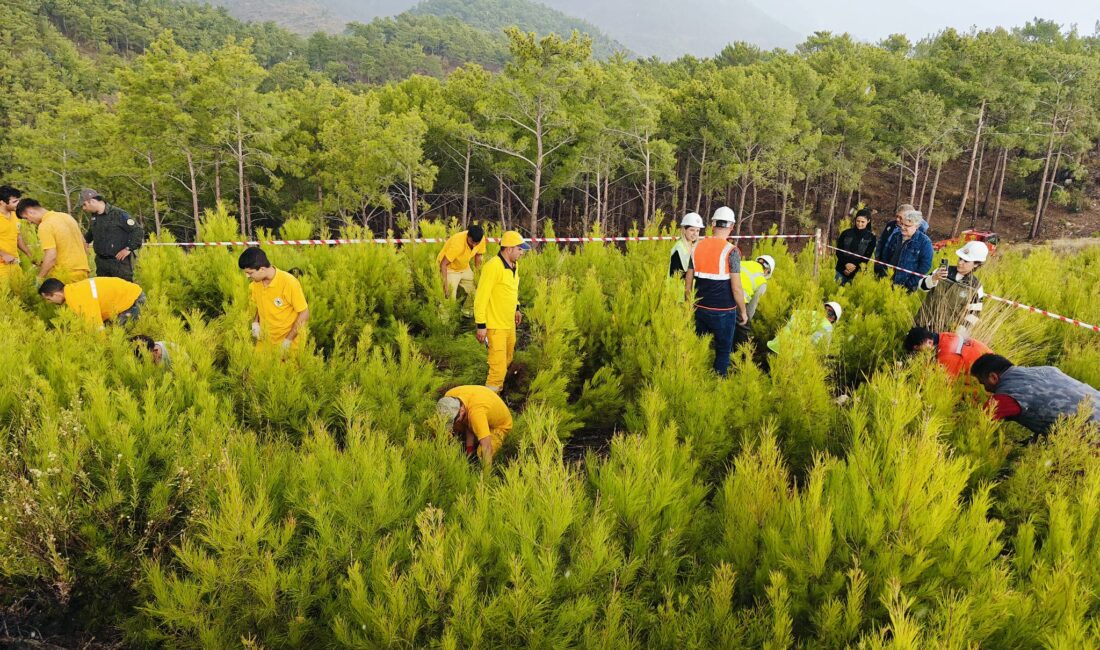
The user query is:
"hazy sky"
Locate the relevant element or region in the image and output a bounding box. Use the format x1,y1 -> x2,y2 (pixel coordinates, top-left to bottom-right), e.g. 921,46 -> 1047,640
763,0 -> 1099,43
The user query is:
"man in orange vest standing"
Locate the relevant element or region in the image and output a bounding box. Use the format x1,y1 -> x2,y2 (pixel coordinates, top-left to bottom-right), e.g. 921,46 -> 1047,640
903,326 -> 992,378
684,206 -> 748,376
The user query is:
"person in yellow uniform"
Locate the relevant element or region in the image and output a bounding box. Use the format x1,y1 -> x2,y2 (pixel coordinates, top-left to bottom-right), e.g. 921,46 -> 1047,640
0,186 -> 33,283
238,247 -> 309,351
474,230 -> 530,392
437,385 -> 513,466
437,224 -> 486,305
16,198 -> 90,283
37,277 -> 145,328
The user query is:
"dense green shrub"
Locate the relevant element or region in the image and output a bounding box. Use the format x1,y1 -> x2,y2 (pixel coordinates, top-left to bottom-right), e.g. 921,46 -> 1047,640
2,229 -> 1099,646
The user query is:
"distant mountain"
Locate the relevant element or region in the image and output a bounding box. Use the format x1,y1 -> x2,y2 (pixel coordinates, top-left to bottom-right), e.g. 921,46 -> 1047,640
410,0 -> 629,59
208,0 -> 628,58
207,0 -> 802,58
538,0 -> 802,58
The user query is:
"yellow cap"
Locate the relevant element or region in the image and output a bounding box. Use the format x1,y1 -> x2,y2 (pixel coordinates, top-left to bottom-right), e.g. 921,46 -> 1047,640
499,231 -> 528,248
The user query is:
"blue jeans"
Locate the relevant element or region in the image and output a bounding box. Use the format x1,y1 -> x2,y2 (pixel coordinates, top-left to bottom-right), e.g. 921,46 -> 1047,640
694,308 -> 737,376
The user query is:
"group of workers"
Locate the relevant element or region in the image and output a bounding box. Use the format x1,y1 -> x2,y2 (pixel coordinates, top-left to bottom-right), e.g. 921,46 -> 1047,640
670,204 -> 1099,440
3,181 -> 1095,464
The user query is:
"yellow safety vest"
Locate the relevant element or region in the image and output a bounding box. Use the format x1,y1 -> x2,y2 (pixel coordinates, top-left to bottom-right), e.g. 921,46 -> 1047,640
740,261 -> 768,300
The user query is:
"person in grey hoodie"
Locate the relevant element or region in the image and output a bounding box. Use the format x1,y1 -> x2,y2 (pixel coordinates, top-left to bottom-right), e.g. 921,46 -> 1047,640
971,353 -> 1100,440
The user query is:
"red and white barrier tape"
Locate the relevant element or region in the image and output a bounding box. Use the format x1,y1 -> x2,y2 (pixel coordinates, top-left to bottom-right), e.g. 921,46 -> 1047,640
144,233 -> 816,248
828,244 -> 1100,334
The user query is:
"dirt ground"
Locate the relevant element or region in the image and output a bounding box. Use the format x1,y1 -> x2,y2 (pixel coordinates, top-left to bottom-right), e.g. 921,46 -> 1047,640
832,156 -> 1100,244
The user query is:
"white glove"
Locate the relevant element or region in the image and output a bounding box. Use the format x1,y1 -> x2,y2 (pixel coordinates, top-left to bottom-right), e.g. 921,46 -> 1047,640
281,338 -> 292,351
251,322 -> 262,340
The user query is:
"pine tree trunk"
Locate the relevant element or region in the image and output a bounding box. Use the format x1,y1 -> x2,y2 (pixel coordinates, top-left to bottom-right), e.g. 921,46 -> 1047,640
244,181 -> 252,237
236,117 -> 247,235
462,144 -> 471,227
917,157 -> 932,210
695,138 -> 706,214
735,172 -> 748,235
779,171 -> 789,234
603,173 -> 610,228
926,161 -> 943,226
825,171 -> 840,242
150,174 -> 161,236
408,170 -> 418,237
992,149 -> 1008,230
909,153 -> 921,206
214,156 -> 222,202
980,146 -> 1002,218
1031,116 -> 1059,240
952,99 -> 986,236
970,141 -> 986,229
894,163 -> 903,207
497,175 -> 507,231
748,183 -> 758,235
1039,146 -> 1064,226
186,150 -> 200,236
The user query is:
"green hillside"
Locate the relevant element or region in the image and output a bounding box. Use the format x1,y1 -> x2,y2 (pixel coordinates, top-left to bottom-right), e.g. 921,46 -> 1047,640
409,0 -> 630,59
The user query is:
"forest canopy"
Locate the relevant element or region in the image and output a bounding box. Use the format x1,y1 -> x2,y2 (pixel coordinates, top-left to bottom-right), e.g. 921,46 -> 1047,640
3,1 -> 1098,240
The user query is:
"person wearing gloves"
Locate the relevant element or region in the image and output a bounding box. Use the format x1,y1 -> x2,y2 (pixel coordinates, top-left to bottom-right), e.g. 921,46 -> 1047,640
669,212 -> 704,276
238,247 -> 309,351
835,208 -> 877,284
733,254 -> 776,345
767,301 -> 842,353
474,231 -> 530,392
915,241 -> 987,332
890,211 -> 934,292
685,206 -> 747,376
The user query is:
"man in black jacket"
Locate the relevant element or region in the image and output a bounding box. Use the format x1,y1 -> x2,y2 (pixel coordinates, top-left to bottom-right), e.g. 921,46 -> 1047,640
80,189 -> 143,281
835,208 -> 877,284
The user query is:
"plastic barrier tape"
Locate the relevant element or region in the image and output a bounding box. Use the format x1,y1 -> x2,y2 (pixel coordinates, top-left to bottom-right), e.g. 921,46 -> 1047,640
827,244 -> 1100,334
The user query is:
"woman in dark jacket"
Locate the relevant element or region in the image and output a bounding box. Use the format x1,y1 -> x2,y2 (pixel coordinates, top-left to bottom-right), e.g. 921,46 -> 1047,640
834,208 -> 877,284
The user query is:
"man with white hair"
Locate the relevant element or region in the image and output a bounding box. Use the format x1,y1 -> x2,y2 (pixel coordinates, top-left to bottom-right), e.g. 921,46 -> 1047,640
890,210 -> 934,292
437,385 -> 513,466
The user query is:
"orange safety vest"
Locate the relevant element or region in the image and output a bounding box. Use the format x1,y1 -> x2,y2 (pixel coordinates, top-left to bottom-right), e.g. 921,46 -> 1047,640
936,332 -> 992,377
691,237 -> 740,310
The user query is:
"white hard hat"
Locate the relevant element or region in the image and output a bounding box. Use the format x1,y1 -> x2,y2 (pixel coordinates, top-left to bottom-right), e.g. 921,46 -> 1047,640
756,255 -> 776,276
680,212 -> 704,229
711,206 -> 736,224
956,240 -> 989,263
825,301 -> 843,321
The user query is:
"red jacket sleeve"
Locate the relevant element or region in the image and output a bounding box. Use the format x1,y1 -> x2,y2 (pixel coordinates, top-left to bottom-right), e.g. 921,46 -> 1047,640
987,394 -> 1022,420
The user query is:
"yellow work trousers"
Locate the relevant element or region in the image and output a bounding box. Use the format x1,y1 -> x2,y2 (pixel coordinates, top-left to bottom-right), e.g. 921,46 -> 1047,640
485,328 -> 516,390
0,262 -> 20,284
445,268 -> 476,301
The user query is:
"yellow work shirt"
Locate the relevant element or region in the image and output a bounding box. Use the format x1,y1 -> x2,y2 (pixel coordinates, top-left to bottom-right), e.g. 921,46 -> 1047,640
474,253 -> 519,330
0,211 -> 18,257
39,211 -> 90,281
436,231 -> 486,272
445,385 -> 512,449
250,269 -> 308,346
0,211 -> 19,280
63,277 -> 142,327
